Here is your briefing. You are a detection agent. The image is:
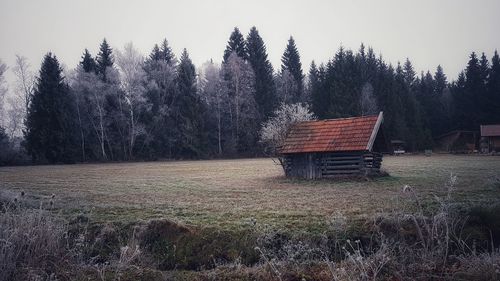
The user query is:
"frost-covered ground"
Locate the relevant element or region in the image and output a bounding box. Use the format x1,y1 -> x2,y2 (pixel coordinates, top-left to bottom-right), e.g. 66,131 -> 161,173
1,155 -> 499,231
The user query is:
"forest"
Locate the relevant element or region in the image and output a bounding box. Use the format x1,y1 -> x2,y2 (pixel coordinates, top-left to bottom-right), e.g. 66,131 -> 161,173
0,26 -> 499,164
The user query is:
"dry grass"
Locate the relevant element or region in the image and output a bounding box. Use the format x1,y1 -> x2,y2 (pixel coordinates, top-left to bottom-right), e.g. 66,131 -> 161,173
1,155 -> 499,231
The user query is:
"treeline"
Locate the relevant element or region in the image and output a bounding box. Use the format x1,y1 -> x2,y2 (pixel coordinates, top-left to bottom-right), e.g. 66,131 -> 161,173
309,46 -> 500,151
0,26 -> 499,164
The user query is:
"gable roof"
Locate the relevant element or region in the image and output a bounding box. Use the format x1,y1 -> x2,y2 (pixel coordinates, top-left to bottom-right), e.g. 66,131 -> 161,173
280,112 -> 384,154
481,125 -> 500,137
435,130 -> 478,140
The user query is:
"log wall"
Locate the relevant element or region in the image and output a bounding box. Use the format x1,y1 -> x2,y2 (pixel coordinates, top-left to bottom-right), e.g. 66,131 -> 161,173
283,151 -> 383,179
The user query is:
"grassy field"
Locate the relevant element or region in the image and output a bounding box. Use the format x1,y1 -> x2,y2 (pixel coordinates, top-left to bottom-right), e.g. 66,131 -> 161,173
1,155 -> 500,231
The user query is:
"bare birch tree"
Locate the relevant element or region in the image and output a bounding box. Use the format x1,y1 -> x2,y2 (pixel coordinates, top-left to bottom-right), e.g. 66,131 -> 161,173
222,52 -> 257,153
0,59 -> 7,129
70,68 -> 109,160
199,60 -> 224,154
276,69 -> 299,104
6,55 -> 35,137
360,82 -> 378,116
115,42 -> 147,159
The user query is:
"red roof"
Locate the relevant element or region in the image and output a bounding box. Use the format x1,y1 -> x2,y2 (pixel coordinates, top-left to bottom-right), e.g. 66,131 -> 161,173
481,125 -> 500,137
280,112 -> 383,154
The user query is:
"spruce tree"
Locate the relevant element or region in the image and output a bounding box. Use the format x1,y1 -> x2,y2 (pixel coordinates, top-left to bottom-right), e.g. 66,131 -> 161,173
174,49 -> 206,158
403,58 -> 416,86
434,65 -> 448,134
96,38 -> 114,81
281,36 -> 304,100
160,39 -> 175,64
309,61 -> 327,118
452,71 -> 467,130
149,44 -> 162,61
24,53 -> 77,163
488,50 -> 500,123
142,40 -> 177,159
223,27 -> 247,62
80,49 -> 97,73
464,52 -> 482,129
246,27 -> 276,120
377,62 -> 406,143
479,52 -> 490,85
434,65 -> 447,96
477,52 -> 492,125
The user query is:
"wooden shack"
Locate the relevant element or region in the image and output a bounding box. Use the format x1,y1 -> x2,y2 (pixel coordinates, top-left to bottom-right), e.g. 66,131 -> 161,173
480,125 -> 500,153
279,112 -> 387,179
434,130 -> 478,153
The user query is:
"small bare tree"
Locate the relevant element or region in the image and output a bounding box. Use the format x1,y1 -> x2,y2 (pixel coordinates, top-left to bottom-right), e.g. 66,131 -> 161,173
222,52 -> 257,153
6,55 -> 35,138
115,42 -> 147,159
360,82 -> 378,116
0,59 -> 7,129
260,102 -> 315,167
276,69 -> 299,104
199,60 -> 225,154
70,68 -> 109,160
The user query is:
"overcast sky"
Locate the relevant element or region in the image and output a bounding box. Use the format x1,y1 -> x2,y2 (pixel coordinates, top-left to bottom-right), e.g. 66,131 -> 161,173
1,0 -> 500,83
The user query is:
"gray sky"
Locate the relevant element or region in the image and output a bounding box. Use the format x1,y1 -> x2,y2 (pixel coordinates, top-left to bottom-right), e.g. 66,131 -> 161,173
1,0 -> 500,83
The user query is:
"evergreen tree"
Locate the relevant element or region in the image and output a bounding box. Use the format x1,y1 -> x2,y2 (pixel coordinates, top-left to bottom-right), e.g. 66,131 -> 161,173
477,52 -> 491,124
452,71 -> 467,129
479,52 -> 490,85
397,61 -> 429,150
434,65 -> 447,97
96,38 -> 114,81
373,61 -> 405,144
149,44 -> 162,61
324,47 -> 360,117
309,61 -> 323,115
392,63 -> 411,142
488,50 -> 500,123
246,26 -> 277,120
0,126 -> 16,166
416,71 -> 439,137
281,36 -> 304,101
142,40 -> 177,158
403,58 -> 416,86
434,65 -> 449,134
174,49 -> 206,158
223,27 -> 247,62
463,52 -> 482,129
160,39 -> 175,63
24,53 -> 78,163
80,49 -> 97,73
310,62 -> 329,119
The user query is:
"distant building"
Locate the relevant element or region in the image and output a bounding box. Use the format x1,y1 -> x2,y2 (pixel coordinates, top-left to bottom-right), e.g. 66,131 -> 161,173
279,112 -> 388,179
480,125 -> 500,153
434,130 -> 478,153
390,140 -> 406,155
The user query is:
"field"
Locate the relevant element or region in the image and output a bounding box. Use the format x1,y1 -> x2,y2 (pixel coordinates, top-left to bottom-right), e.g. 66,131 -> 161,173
1,154 -> 500,231
2,155 -> 500,280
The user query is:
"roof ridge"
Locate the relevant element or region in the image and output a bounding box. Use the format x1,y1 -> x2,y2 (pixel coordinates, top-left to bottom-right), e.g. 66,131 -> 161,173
299,114 -> 379,123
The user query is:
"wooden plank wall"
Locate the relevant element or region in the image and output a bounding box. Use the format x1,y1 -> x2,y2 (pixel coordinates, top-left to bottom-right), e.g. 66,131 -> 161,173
319,152 -> 364,177
284,151 -> 383,179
